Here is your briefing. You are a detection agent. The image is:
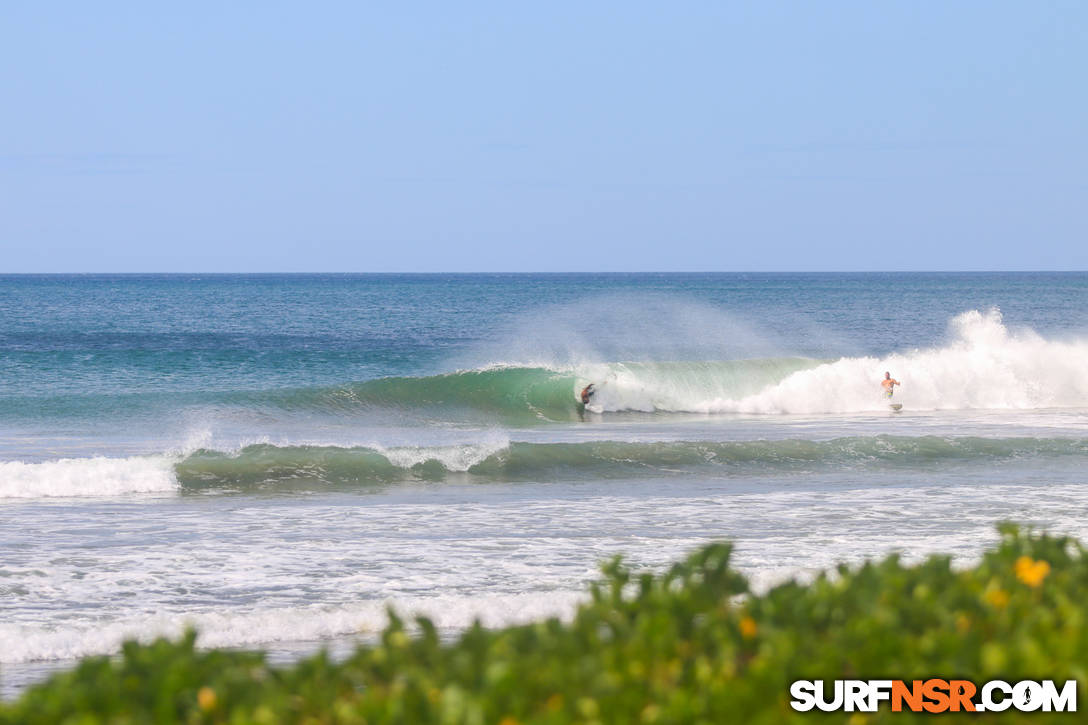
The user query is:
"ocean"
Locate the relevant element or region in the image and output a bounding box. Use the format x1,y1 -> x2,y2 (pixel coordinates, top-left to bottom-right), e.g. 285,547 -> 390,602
3,272 -> 1088,695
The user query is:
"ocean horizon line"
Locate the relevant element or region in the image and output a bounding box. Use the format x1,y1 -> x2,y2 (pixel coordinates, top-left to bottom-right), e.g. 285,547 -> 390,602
1,270 -> 1086,277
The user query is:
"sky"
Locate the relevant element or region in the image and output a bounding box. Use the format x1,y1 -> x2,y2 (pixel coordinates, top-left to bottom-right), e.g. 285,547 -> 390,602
1,2 -> 1086,272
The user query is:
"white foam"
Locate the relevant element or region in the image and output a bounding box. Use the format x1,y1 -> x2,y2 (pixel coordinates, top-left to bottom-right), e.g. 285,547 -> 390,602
0,591 -> 585,665
376,433 -> 510,471
585,309 -> 1088,415
0,456 -> 178,499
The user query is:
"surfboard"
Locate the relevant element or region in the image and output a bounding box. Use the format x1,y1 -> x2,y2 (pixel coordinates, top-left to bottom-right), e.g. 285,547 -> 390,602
889,403 -> 903,412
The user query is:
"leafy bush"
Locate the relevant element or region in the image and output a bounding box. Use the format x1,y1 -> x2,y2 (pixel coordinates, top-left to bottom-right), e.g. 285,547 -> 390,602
4,524 -> 1084,723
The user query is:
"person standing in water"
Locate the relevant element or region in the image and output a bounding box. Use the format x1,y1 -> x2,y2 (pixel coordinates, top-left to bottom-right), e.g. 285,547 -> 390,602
881,371 -> 900,398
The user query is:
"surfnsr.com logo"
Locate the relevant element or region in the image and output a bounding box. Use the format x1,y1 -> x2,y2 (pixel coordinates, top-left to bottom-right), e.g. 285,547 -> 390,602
790,679 -> 1076,713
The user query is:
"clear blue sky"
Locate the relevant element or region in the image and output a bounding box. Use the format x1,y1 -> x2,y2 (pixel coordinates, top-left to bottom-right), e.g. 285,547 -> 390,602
2,2 -> 1086,272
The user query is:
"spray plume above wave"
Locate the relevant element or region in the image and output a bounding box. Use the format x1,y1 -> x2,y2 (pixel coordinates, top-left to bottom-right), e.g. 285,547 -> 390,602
586,309 -> 1088,415
5,307 -> 1080,424
253,308 -> 1088,419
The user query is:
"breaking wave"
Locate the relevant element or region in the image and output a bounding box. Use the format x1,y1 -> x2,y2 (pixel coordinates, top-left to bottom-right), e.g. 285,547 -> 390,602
0,456 -> 177,499
574,309 -> 1088,414
171,436 -> 1088,488
243,357 -> 817,422
220,309 -> 1088,419
5,434 -> 1085,498
10,309 -> 1083,422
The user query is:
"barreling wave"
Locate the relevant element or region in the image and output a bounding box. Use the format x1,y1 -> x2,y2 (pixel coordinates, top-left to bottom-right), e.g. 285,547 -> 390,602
225,308 -> 1088,419
242,357 -> 818,422
9,310 -> 1082,422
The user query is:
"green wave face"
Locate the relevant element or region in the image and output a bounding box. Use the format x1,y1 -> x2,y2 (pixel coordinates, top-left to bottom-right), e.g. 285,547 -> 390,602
0,358 -> 822,427
344,367 -> 583,421
250,358 -> 822,423
222,367 -> 582,424
174,436 -> 1088,491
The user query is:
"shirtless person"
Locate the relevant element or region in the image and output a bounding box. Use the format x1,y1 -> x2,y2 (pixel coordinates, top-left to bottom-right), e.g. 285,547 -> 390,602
881,372 -> 900,398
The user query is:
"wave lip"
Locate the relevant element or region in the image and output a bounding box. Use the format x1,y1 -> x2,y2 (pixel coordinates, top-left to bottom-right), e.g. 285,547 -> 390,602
0,456 -> 177,499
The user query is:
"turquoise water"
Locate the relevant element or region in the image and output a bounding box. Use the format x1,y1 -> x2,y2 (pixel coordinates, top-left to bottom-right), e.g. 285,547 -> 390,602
3,273 -> 1088,694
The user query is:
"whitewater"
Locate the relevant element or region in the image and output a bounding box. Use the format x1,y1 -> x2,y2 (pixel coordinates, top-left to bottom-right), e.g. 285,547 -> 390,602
2,273 -> 1088,696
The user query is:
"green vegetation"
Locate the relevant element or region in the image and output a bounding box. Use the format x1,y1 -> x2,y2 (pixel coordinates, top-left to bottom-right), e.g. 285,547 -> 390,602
4,524 -> 1085,723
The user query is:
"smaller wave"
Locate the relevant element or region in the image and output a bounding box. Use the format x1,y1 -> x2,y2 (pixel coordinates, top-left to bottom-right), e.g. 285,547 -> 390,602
6,435 -> 1087,498
0,456 -> 177,499
174,436 -> 1088,490
174,438 -> 512,489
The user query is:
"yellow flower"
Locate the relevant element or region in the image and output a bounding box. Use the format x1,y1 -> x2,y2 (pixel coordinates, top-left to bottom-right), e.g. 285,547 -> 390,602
197,686 -> 217,711
641,703 -> 661,723
739,616 -> 758,639
984,587 -> 1009,609
1015,556 -> 1050,587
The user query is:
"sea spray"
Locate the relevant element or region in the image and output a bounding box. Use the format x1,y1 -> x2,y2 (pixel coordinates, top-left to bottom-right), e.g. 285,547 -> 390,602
458,292 -> 800,370
213,309 -> 1088,418
709,309 -> 1088,414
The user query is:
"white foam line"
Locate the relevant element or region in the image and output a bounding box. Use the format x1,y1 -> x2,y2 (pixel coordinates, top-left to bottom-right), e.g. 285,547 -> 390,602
0,456 -> 178,499
0,591 -> 586,665
377,435 -> 511,471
